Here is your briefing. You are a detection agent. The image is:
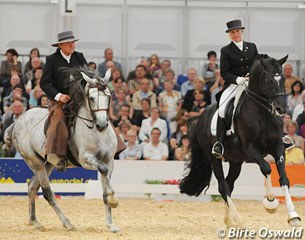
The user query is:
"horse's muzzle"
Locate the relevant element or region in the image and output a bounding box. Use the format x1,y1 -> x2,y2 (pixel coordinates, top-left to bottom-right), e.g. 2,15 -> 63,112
96,123 -> 108,132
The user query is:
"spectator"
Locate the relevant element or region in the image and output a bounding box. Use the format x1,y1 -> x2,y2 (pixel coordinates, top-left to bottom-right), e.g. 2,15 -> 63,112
180,68 -> 197,97
3,84 -> 28,113
109,86 -> 132,122
174,134 -> 191,161
109,77 -> 125,100
293,90 -> 305,120
169,119 -> 189,160
29,86 -> 45,108
2,73 -> 22,99
98,48 -> 122,77
0,48 -> 22,87
182,76 -> 210,112
210,69 -> 225,105
159,80 -> 182,122
138,107 -> 168,143
127,64 -> 152,96
126,58 -> 152,81
119,129 -> 142,160
132,98 -> 151,127
202,50 -> 218,91
118,119 -> 133,143
132,78 -> 157,111
147,53 -> 161,76
169,108 -> 189,134
163,68 -> 180,91
283,113 -> 292,135
285,120 -> 305,165
113,104 -> 136,128
189,89 -> 206,121
37,94 -> 49,107
142,128 -> 168,160
87,61 -> 97,71
25,67 -> 43,94
24,57 -> 42,83
24,48 -> 41,74
153,59 -> 171,87
287,81 -> 303,114
284,63 -> 300,96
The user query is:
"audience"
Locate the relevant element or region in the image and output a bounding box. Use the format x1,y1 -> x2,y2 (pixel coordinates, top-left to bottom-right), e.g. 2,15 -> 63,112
98,48 -> 122,77
202,50 -> 218,91
284,63 -> 300,96
180,68 -> 197,97
174,134 -> 191,161
287,81 -> 303,114
132,78 -> 157,111
132,98 -> 151,127
119,129 -> 142,160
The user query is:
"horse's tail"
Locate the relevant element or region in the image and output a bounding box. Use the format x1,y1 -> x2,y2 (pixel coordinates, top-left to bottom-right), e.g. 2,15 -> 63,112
3,123 -> 15,151
179,123 -> 212,196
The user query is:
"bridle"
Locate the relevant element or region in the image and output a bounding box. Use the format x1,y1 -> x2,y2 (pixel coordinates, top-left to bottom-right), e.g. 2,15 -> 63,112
245,70 -> 284,115
76,83 -> 111,129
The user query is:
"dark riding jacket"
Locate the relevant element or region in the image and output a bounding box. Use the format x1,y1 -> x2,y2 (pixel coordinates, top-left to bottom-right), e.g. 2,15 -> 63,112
40,48 -> 87,100
220,41 -> 258,87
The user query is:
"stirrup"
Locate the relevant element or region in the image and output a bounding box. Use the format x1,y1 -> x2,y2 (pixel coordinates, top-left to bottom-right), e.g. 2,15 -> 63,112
212,142 -> 224,159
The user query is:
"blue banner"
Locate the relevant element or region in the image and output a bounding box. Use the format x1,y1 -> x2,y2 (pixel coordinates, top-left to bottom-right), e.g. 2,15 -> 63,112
0,158 -> 98,184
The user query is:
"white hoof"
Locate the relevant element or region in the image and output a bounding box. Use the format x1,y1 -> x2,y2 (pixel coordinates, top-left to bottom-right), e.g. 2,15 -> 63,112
29,220 -> 43,229
108,224 -> 120,233
288,212 -> 302,227
263,197 -> 279,213
107,195 -> 119,208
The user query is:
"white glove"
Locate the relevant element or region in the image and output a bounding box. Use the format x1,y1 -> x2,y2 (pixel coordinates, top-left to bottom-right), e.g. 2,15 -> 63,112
236,77 -> 246,85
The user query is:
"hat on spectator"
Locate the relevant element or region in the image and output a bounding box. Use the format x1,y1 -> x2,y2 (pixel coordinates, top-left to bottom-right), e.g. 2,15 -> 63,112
225,20 -> 245,33
52,31 -> 79,47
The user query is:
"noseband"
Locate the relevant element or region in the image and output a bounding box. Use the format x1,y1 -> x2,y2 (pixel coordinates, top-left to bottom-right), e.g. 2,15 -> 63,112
245,70 -> 284,115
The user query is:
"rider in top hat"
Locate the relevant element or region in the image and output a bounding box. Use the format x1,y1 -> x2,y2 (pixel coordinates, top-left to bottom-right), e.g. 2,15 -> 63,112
211,20 -> 261,159
41,31 -> 126,171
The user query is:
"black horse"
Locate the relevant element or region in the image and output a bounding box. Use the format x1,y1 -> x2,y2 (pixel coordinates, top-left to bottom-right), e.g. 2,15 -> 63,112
180,56 -> 301,227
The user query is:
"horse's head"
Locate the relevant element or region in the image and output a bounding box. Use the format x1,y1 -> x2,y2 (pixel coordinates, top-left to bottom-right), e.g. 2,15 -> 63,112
80,69 -> 112,132
249,55 -> 288,115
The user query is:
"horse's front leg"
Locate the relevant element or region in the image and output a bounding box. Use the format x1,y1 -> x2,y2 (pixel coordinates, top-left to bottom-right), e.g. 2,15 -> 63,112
263,174 -> 279,213
211,158 -> 243,228
272,148 -> 301,226
98,160 -> 119,233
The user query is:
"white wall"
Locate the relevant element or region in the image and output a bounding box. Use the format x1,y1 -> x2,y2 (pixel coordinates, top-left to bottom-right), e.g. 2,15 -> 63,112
0,0 -> 304,76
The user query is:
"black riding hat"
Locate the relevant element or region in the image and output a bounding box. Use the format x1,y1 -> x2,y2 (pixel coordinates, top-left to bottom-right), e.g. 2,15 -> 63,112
225,20 -> 245,33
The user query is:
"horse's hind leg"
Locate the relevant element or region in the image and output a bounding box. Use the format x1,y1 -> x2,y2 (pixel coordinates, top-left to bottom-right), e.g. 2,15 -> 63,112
211,158 -> 243,228
35,165 -> 74,230
98,162 -> 119,233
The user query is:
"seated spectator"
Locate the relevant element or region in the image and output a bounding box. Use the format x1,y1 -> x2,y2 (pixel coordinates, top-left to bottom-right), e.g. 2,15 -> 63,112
109,77 -> 125,100
3,84 -> 28,113
287,81 -> 303,114
283,113 -> 292,135
132,98 -> 151,127
25,67 -> 43,94
24,57 -> 42,83
163,68 -> 180,91
182,77 -> 210,112
128,65 -> 153,96
29,86 -> 45,108
109,86 -> 132,122
119,129 -> 142,160
284,63 -> 300,96
189,90 -> 206,121
142,128 -> 168,160
98,48 -> 122,77
202,50 -> 218,91
87,61 -> 97,71
112,104 -> 136,128
24,48 -> 41,74
132,78 -> 157,111
126,58 -> 152,82
138,107 -> 168,143
37,94 -> 49,107
170,108 -> 189,134
285,120 -> 305,165
118,119 -> 133,143
153,59 -> 171,87
109,69 -> 125,92
169,119 -> 189,160
293,90 -> 305,120
174,134 -> 191,161
147,54 -> 161,75
159,80 -> 182,122
180,68 -> 197,97
2,73 -> 22,99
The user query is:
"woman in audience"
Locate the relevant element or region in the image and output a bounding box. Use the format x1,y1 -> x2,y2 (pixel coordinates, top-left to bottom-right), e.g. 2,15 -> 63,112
147,54 -> 161,76
283,113 -> 292,134
109,86 -> 132,122
189,89 -> 206,121
29,86 -> 44,108
169,119 -> 189,159
169,108 -> 189,134
24,48 -> 41,74
174,134 -> 191,161
118,119 -> 133,143
287,80 -> 303,114
37,94 -> 49,107
132,98 -> 151,128
119,129 -> 142,160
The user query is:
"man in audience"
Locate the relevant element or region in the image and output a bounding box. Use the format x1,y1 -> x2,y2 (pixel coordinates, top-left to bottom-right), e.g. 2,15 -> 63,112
128,65 -> 152,96
284,63 -> 300,96
180,68 -> 197,97
119,129 -> 142,160
142,127 -> 168,160
3,84 -> 28,113
132,78 -> 157,111
98,48 -> 122,77
113,104 -> 136,128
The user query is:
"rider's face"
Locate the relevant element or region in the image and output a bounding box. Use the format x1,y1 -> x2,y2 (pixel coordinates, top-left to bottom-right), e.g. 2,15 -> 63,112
228,29 -> 243,42
59,41 -> 75,56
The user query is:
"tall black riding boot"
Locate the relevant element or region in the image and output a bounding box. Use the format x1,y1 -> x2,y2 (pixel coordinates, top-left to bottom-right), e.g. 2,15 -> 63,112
212,117 -> 226,159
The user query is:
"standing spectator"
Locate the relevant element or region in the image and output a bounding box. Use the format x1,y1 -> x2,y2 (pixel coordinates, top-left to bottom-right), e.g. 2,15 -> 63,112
142,128 -> 168,160
202,50 -> 218,91
132,98 -> 151,128
24,48 -> 41,74
139,107 -> 168,143
284,63 -> 300,96
180,68 -> 197,97
174,134 -> 191,161
132,78 -> 157,111
98,48 -> 122,77
287,81 -> 303,114
0,48 -> 22,89
159,80 -> 182,122
119,129 -> 142,160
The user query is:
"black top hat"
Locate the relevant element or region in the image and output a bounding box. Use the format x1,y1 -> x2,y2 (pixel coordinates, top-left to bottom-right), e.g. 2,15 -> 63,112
52,30 -> 79,47
225,20 -> 245,33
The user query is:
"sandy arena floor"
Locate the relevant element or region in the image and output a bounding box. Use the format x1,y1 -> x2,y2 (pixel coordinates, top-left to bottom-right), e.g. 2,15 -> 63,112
0,196 -> 304,240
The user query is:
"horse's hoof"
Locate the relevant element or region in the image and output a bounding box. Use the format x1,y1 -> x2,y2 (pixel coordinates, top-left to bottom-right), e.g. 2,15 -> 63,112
64,222 -> 75,231
288,212 -> 302,227
107,195 -> 119,208
108,224 -> 120,233
263,197 -> 278,213
29,220 -> 43,229
224,217 -> 237,228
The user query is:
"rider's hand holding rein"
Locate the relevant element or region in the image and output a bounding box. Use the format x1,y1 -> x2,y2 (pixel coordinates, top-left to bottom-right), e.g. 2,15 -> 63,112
58,94 -> 71,104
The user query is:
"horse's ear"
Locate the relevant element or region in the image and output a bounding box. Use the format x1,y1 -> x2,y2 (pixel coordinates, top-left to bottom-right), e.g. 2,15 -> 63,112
80,72 -> 97,84
259,57 -> 268,68
103,68 -> 112,84
277,55 -> 289,66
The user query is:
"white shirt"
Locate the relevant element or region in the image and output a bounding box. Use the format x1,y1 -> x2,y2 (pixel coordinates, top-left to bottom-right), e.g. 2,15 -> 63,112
138,117 -> 168,143
233,40 -> 243,51
142,142 -> 169,160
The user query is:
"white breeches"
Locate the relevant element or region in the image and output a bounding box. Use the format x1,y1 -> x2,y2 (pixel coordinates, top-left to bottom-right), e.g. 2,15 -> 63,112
219,84 -> 246,118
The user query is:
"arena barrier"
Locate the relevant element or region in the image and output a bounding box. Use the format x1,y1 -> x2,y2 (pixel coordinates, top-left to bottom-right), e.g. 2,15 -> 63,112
0,159 -> 304,200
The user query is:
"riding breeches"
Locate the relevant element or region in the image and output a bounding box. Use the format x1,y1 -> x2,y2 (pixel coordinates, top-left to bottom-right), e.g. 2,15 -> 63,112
218,83 -> 248,118
46,101 -> 68,156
